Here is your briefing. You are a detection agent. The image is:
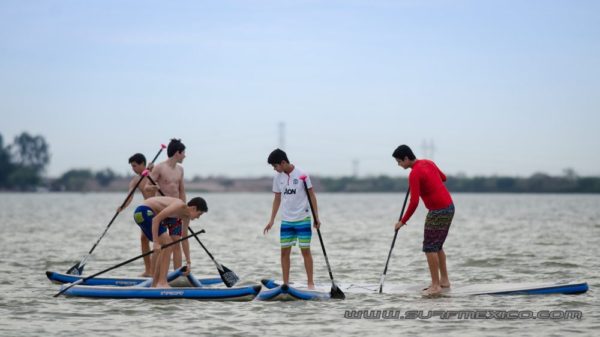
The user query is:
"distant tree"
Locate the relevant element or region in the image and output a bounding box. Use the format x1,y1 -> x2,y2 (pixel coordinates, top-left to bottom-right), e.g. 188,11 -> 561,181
95,168 -> 117,187
0,132 -> 50,190
0,134 -> 14,187
9,132 -> 50,173
55,169 -> 93,191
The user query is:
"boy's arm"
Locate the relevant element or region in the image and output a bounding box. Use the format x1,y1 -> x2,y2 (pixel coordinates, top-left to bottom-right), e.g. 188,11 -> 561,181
179,167 -> 187,202
151,201 -> 184,247
181,217 -> 191,274
264,193 -> 281,234
145,165 -> 161,195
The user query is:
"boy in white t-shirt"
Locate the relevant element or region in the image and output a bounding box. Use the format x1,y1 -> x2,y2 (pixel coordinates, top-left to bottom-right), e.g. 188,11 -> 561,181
263,149 -> 321,289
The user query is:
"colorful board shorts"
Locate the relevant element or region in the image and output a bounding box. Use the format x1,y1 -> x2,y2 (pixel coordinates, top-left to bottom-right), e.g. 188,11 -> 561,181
133,205 -> 168,242
423,203 -> 455,253
280,217 -> 312,249
162,217 -> 183,236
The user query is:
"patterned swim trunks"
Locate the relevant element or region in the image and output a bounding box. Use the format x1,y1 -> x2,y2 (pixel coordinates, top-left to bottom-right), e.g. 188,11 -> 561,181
162,217 -> 182,236
280,217 -> 312,249
423,203 -> 455,253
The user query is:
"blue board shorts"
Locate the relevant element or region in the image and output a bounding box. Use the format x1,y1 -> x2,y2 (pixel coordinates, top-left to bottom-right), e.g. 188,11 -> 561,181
133,205 -> 167,242
280,217 -> 312,249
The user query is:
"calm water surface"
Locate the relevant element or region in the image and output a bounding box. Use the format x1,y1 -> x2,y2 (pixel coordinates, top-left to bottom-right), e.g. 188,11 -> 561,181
0,193 -> 598,336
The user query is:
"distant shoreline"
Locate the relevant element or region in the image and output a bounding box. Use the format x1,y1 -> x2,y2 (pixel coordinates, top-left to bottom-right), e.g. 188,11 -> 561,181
2,173 -> 599,193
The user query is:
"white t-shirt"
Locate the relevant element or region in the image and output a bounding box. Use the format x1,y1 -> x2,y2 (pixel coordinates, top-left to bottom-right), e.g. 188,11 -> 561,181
272,167 -> 313,222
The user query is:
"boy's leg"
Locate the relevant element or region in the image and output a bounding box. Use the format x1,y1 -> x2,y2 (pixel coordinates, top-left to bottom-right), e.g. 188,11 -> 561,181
167,219 -> 183,270
170,236 -> 182,270
140,232 -> 152,277
152,234 -> 173,288
297,218 -> 314,288
438,249 -> 450,287
281,247 -> 291,285
425,252 -> 442,294
300,248 -> 315,289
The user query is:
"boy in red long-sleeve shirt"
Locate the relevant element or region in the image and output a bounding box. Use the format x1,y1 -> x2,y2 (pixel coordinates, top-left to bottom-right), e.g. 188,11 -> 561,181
393,145 -> 455,296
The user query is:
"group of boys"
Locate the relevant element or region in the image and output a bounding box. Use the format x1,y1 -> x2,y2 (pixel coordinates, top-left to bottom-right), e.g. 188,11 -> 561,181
123,141 -> 454,296
121,139 -> 207,288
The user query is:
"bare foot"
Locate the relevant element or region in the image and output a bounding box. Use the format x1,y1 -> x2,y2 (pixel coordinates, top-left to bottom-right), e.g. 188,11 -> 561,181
307,283 -> 316,290
139,272 -> 153,277
440,280 -> 451,288
154,283 -> 171,288
422,285 -> 443,296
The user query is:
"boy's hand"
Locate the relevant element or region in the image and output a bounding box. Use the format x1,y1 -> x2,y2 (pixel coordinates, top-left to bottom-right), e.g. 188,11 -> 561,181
394,221 -> 406,231
264,221 -> 274,235
153,242 -> 161,252
314,219 -> 321,229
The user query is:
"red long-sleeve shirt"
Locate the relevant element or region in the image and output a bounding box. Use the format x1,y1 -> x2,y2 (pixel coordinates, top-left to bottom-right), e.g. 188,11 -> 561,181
401,159 -> 453,224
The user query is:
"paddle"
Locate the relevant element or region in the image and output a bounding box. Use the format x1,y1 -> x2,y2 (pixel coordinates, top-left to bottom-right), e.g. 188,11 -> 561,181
66,144 -> 166,275
378,187 -> 410,293
146,175 -> 240,287
55,229 -> 206,297
299,175 -> 345,300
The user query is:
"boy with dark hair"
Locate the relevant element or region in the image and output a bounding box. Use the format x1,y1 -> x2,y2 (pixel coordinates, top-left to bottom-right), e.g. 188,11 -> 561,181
146,138 -> 187,270
264,148 -> 321,289
167,138 -> 186,158
392,144 -> 455,296
133,196 -> 207,287
119,153 -> 154,276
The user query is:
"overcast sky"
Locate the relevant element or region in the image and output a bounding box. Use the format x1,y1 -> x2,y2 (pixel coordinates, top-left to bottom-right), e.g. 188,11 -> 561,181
2,0 -> 599,178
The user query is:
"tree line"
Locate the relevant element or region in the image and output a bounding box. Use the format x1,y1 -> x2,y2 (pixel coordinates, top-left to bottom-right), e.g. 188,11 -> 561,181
1,132 -> 599,193
317,171 -> 600,193
0,132 -> 119,191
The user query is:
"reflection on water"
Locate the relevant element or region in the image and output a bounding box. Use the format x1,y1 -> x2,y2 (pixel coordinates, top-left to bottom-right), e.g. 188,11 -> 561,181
0,192 -> 598,337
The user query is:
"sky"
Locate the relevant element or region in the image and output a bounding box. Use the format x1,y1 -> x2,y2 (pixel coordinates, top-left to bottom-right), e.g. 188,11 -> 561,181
1,0 -> 599,178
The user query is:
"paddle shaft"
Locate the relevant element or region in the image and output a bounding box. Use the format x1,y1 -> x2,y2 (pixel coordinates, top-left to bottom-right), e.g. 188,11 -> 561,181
379,187 -> 410,293
56,229 -> 205,297
301,180 -> 336,282
146,176 -> 216,262
72,146 -> 165,269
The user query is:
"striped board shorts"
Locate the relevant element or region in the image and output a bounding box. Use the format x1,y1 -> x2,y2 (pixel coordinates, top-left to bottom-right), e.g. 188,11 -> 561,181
423,203 -> 455,253
280,217 -> 312,249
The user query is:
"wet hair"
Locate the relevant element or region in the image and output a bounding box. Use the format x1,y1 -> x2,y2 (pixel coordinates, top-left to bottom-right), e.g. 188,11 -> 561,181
128,153 -> 146,165
188,197 -> 208,212
167,138 -> 186,158
267,148 -> 289,165
392,145 -> 416,161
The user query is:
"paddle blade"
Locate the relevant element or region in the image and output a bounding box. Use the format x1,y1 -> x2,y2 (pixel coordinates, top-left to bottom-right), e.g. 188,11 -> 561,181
218,264 -> 239,287
66,262 -> 84,276
330,282 -> 346,300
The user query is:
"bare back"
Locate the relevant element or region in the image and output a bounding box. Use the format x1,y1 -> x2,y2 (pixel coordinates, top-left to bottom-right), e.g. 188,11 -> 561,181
143,196 -> 188,219
151,161 -> 184,199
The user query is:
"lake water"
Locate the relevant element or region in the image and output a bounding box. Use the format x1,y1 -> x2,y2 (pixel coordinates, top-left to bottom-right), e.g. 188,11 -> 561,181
0,192 -> 598,336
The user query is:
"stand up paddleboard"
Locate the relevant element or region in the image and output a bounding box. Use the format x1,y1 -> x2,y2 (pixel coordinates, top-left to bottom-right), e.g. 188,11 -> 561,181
57,273 -> 261,301
256,279 -> 334,301
46,267 -> 222,287
345,281 -> 589,296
